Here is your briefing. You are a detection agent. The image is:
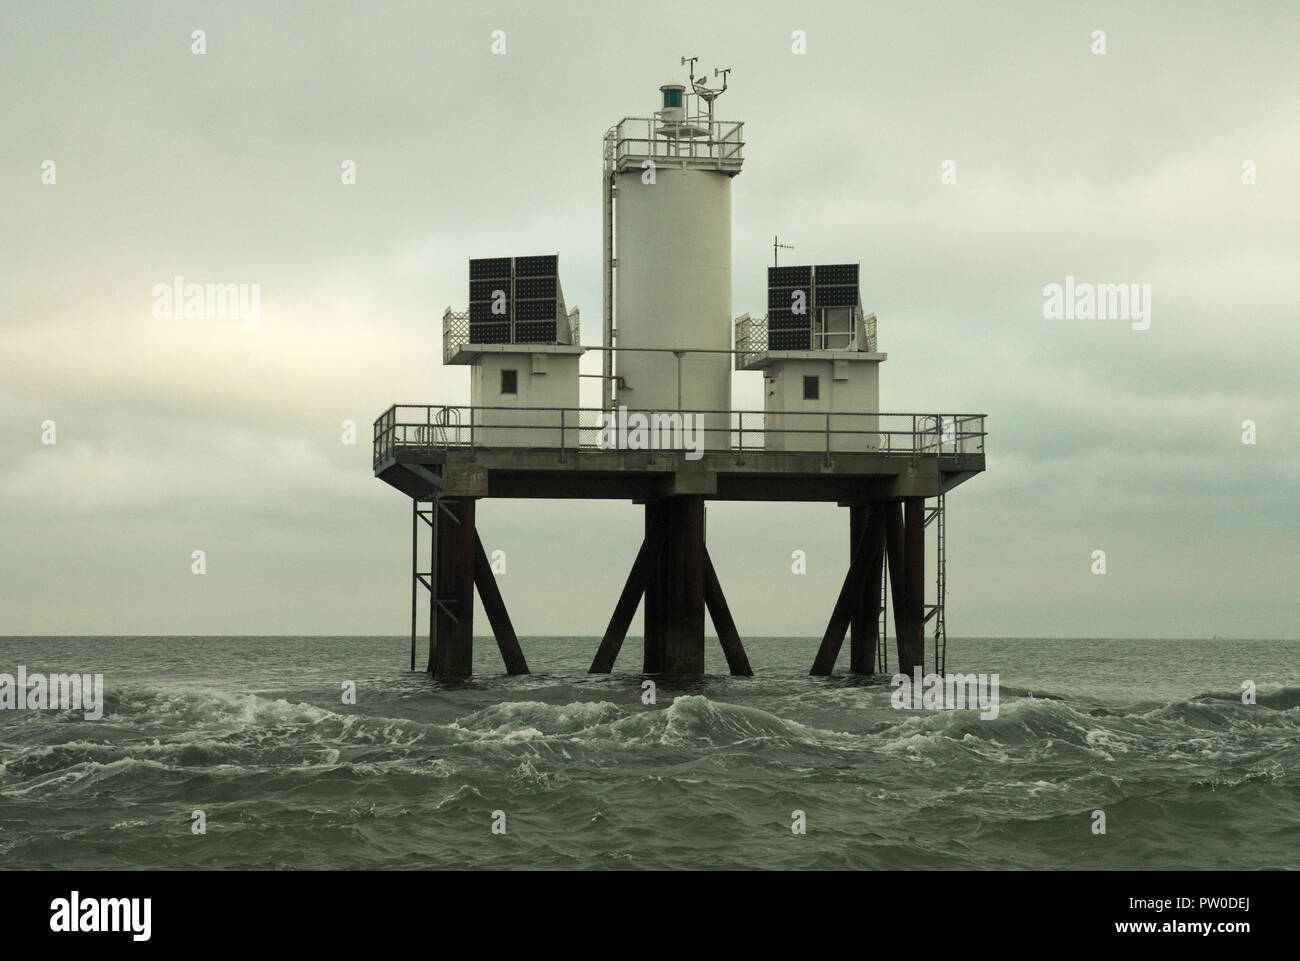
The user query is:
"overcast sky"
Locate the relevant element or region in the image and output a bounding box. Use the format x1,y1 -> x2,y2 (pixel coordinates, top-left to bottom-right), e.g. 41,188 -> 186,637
3,1 -> 1297,641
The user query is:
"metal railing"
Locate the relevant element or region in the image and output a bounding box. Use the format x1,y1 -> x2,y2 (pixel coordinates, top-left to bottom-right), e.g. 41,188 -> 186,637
373,404 -> 985,470
443,307 -> 580,364
603,116 -> 745,173
442,310 -> 469,364
734,314 -> 767,368
735,309 -> 878,368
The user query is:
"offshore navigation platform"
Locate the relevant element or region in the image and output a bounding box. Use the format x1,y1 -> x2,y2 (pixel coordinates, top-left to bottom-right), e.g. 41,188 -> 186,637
371,62 -> 987,678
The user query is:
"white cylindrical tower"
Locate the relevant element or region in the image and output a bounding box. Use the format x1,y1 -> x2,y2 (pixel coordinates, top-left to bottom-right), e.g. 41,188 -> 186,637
604,78 -> 744,450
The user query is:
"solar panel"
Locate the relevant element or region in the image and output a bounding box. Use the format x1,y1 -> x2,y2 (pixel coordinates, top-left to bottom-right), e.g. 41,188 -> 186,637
769,265 -> 811,287
470,279 -> 510,302
514,321 -> 558,343
469,257 -> 511,344
768,264 -> 812,351
767,286 -> 811,312
764,262 -> 860,351
814,263 -> 858,286
767,307 -> 811,350
468,324 -> 510,344
515,254 -> 558,277
466,254 -> 562,345
514,276 -> 556,299
469,257 -> 511,281
514,298 -> 556,321
812,263 -> 858,311
769,329 -> 811,350
814,284 -> 858,308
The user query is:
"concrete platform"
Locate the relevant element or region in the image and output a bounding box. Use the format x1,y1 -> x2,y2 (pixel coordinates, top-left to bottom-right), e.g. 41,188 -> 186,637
374,444 -> 985,502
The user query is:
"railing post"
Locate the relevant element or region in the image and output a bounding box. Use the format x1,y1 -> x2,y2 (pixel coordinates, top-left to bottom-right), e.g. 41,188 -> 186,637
824,411 -> 832,467
469,407 -> 476,461
737,411 -> 744,466
559,408 -> 566,464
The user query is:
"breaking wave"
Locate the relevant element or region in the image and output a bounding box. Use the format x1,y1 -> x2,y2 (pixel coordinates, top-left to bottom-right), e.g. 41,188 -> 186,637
3,670 -> 1296,870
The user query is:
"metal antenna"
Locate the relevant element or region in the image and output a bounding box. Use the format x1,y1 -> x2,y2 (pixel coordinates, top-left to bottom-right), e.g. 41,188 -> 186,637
680,55 -> 698,85
773,235 -> 794,267
714,67 -> 731,95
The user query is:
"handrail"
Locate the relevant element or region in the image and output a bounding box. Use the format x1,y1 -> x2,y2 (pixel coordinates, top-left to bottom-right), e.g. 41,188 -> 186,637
372,404 -> 986,469
603,116 -> 745,173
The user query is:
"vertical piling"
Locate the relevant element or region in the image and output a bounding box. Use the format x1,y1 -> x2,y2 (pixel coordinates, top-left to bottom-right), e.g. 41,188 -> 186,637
410,498 -> 418,672
850,504 -> 886,674
883,500 -> 924,676
660,496 -> 706,674
899,497 -> 926,674
431,498 -> 476,678
642,502 -> 666,673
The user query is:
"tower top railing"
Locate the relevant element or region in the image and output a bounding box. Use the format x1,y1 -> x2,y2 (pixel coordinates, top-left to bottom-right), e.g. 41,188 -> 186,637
604,117 -> 745,174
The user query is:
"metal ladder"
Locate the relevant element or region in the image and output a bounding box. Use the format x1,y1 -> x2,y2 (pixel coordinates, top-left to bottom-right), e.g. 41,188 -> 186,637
877,562 -> 888,674
877,496 -> 947,675
602,166 -> 616,411
410,495 -> 463,671
924,494 -> 947,674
